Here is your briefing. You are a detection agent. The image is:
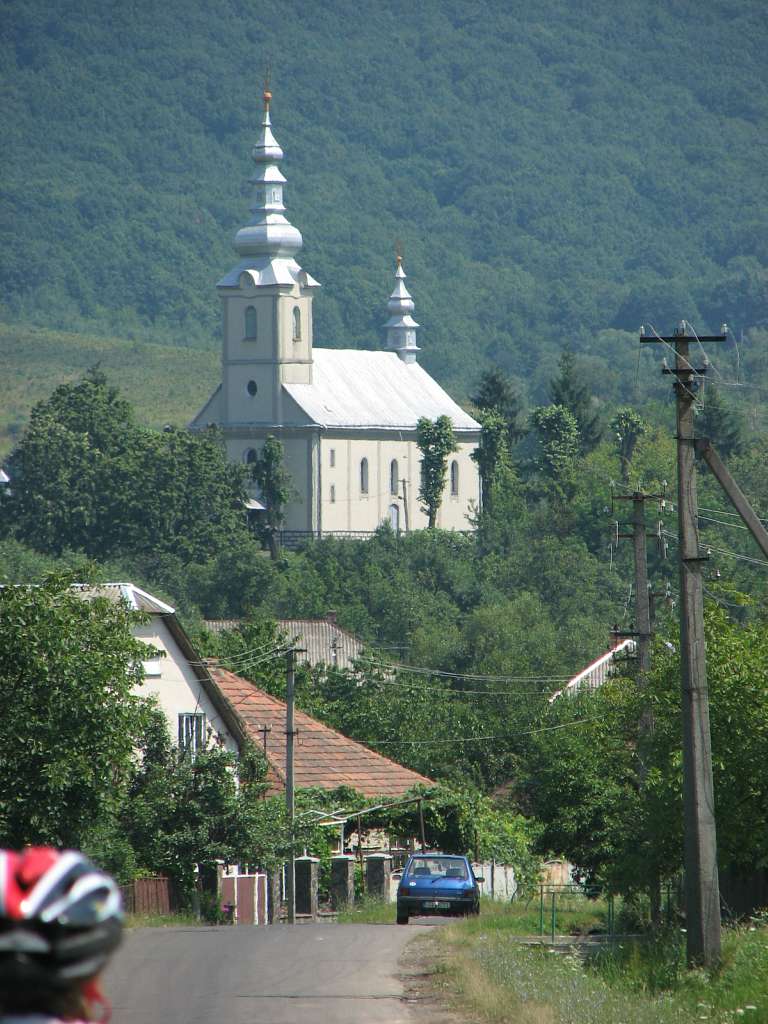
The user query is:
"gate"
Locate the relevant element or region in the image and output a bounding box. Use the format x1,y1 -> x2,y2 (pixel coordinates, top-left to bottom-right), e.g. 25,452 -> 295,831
220,872 -> 268,925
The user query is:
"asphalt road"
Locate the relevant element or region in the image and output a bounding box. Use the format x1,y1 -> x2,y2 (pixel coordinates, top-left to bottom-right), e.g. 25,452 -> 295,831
107,922 -> 444,1024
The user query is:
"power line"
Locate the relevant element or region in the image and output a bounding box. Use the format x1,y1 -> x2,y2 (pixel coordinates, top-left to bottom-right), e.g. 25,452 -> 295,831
361,659 -> 570,684
662,529 -> 768,569
364,715 -> 606,746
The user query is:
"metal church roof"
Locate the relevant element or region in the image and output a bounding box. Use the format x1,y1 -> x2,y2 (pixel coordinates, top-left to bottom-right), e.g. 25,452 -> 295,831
284,349 -> 480,432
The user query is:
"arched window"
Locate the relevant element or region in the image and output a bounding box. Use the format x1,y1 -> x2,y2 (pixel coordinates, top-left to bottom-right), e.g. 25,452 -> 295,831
243,448 -> 258,465
244,306 -> 257,339
360,458 -> 369,494
450,459 -> 459,496
330,484 -> 336,504
389,504 -> 400,532
292,306 -> 302,341
390,459 -> 399,496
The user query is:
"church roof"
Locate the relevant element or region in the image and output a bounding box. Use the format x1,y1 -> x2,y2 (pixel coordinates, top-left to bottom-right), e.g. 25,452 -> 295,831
284,349 -> 480,432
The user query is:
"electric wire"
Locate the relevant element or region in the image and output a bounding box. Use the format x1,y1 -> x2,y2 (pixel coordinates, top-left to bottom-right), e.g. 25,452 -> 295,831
363,715 -> 606,746
360,659 -> 570,684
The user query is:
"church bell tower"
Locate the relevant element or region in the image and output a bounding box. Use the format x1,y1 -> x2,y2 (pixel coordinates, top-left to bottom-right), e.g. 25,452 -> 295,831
216,87 -> 320,427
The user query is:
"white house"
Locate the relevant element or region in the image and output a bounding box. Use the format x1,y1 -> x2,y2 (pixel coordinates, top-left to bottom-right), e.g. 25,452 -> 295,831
83,583 -> 245,756
190,90 -> 481,540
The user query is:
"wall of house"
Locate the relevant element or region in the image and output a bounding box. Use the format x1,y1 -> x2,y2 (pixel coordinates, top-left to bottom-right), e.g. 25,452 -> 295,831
134,617 -> 239,753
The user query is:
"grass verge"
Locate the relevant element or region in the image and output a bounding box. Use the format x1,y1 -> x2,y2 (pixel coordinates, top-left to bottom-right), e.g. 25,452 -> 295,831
125,911 -> 203,928
336,896 -> 397,924
433,907 -> 768,1023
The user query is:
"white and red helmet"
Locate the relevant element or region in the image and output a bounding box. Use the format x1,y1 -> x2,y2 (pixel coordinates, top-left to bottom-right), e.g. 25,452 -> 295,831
0,847 -> 123,989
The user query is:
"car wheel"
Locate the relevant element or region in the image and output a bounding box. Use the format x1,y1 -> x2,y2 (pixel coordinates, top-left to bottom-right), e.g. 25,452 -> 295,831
396,912 -> 409,925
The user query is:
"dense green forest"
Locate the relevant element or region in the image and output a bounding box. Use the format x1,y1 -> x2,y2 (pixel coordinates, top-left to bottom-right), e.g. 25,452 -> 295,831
2,0 -> 767,421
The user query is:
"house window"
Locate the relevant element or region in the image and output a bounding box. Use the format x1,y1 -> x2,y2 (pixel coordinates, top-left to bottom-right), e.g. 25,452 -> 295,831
450,460 -> 459,496
178,713 -> 206,758
390,459 -> 399,496
247,380 -> 258,396
292,306 -> 302,341
244,305 -> 257,339
142,656 -> 163,677
360,457 -> 369,494
330,484 -> 336,503
329,448 -> 336,468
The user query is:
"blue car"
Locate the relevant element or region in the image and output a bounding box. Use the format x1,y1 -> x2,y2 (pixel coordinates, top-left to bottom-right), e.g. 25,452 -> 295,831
396,853 -> 482,924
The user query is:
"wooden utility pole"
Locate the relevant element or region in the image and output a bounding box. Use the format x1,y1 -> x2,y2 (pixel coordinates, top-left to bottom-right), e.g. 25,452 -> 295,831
614,492 -> 655,674
285,648 -> 297,924
641,322 -> 726,967
401,478 -> 410,534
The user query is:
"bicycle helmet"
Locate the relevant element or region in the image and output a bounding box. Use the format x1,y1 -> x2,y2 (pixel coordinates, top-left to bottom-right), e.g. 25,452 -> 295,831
0,847 -> 123,990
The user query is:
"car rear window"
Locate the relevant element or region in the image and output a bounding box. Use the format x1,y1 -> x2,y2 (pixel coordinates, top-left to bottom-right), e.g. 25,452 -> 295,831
406,857 -> 468,879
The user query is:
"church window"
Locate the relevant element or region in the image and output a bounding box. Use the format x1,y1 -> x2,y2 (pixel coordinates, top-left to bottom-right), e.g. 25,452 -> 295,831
360,458 -> 369,494
450,460 -> 459,496
244,306 -> 257,339
329,448 -> 336,467
330,484 -> 336,503
389,504 -> 400,532
390,459 -> 399,496
247,380 -> 258,396
244,448 -> 258,465
292,306 -> 302,342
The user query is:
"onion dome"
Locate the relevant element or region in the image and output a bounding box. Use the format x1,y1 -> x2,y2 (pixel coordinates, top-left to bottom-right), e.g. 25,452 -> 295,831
234,90 -> 303,259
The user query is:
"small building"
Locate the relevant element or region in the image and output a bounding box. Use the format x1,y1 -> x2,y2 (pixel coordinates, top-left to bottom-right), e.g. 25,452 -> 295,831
209,665 -> 432,798
204,612 -> 365,672
189,90 -> 481,540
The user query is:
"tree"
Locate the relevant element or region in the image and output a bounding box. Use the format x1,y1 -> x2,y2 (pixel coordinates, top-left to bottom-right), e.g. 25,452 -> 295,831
1,370 -> 249,562
696,384 -> 742,459
0,572 -> 148,849
121,710 -> 280,907
529,405 -> 580,480
471,369 -> 526,449
550,352 -> 603,453
250,435 -> 295,560
610,406 -> 648,485
471,409 -> 511,510
416,416 -> 457,529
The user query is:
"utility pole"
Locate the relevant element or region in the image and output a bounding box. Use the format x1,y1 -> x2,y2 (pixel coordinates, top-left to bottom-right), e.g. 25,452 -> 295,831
614,489 -> 659,921
614,491 -> 655,674
285,648 -> 297,924
641,321 -> 726,967
400,478 -> 410,534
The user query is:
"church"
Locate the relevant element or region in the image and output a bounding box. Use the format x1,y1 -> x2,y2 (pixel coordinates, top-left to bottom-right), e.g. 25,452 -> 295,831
190,90 -> 481,539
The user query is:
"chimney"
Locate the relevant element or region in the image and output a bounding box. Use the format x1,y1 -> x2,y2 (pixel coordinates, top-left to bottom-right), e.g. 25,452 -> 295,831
325,610 -> 338,625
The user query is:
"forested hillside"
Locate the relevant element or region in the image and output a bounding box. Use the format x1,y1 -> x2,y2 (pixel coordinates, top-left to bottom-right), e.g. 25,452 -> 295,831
2,0 -> 767,416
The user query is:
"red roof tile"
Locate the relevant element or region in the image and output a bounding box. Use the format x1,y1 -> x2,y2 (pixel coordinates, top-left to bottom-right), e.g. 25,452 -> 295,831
210,667 -> 433,798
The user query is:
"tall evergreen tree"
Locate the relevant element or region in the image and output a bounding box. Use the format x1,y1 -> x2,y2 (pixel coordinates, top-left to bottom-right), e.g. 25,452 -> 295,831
696,384 -> 742,459
550,352 -> 603,453
471,369 -> 526,449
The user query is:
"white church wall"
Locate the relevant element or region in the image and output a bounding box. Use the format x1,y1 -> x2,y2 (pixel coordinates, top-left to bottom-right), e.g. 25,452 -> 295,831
319,434 -> 479,535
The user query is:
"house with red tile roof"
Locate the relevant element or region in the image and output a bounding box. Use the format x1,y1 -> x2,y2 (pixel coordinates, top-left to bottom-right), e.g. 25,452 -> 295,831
209,665 -> 433,797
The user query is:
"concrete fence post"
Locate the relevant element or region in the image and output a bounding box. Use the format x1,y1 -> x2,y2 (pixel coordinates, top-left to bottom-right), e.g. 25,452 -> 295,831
331,855 -> 356,911
295,856 -> 320,918
266,868 -> 281,924
364,853 -> 392,901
